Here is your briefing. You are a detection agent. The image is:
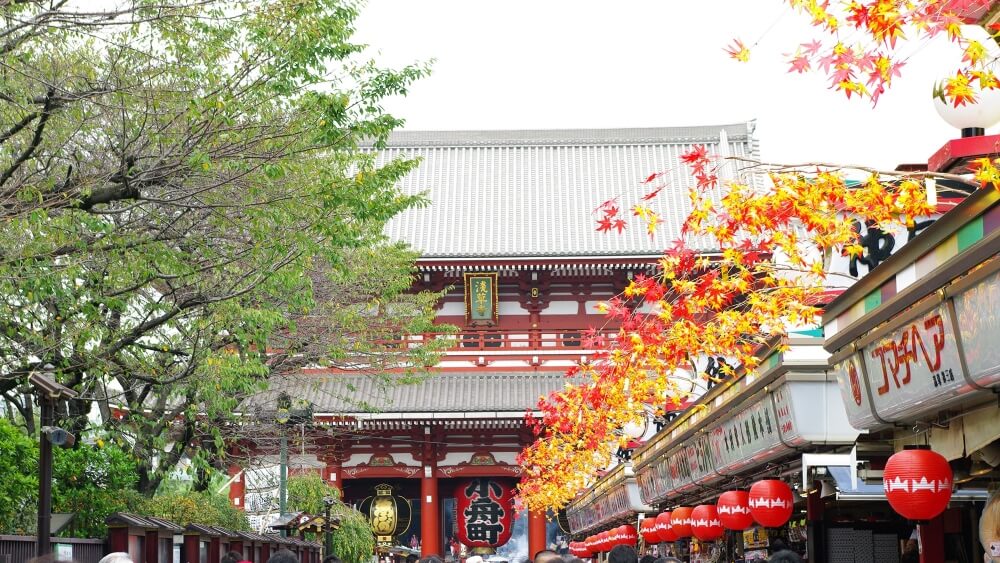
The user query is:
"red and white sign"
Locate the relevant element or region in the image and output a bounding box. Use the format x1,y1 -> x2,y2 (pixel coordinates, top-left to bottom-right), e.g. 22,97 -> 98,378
862,305 -> 964,421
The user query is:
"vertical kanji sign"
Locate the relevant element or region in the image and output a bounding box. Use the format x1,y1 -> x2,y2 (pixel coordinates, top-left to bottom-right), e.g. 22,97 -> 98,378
454,478 -> 515,548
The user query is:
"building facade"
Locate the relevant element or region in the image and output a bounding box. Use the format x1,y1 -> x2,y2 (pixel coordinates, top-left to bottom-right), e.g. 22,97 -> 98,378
230,124 -> 761,559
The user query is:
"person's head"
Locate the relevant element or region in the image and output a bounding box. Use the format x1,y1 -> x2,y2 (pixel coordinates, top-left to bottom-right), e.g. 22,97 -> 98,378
418,556 -> 444,563
769,538 -> 788,553
655,558 -> 681,563
532,551 -> 563,563
98,554 -> 133,563
405,555 -> 418,563
563,556 -> 584,563
222,551 -> 242,563
768,551 -> 803,563
267,549 -> 299,563
607,545 -> 637,563
324,555 -> 343,563
639,555 -> 656,563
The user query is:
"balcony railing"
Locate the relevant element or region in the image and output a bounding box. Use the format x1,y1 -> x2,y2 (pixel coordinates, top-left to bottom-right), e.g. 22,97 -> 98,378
383,330 -> 617,352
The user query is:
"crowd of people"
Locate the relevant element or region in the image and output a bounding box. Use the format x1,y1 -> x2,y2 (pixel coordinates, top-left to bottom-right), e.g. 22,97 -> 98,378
410,543 -> 801,563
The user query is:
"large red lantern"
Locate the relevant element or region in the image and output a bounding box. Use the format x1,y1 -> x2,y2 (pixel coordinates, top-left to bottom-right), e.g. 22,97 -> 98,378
716,490 -> 754,531
597,531 -> 611,552
670,506 -> 694,538
619,524 -> 637,546
639,518 -> 660,543
585,535 -> 597,553
577,541 -> 594,559
883,447 -> 953,520
655,511 -> 677,542
748,480 -> 794,528
691,505 -> 725,541
454,478 -> 515,547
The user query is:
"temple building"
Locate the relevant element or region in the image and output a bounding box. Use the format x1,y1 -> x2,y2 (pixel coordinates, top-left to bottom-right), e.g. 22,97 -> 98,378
231,124 -> 761,559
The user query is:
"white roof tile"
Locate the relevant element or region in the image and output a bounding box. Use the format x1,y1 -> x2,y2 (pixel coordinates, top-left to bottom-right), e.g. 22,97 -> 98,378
377,123 -> 759,258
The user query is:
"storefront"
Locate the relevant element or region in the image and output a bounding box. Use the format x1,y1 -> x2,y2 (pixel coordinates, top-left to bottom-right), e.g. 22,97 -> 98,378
822,178 -> 1000,563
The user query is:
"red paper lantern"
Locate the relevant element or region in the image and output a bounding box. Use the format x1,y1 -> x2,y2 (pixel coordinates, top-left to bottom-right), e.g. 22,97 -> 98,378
639,518 -> 660,543
690,504 -> 725,541
577,540 -> 594,559
619,524 -> 637,546
454,478 -> 515,547
598,531 -> 611,551
748,480 -> 794,528
585,535 -> 597,553
716,490 -> 754,531
655,511 -> 677,542
670,506 -> 694,538
883,447 -> 953,520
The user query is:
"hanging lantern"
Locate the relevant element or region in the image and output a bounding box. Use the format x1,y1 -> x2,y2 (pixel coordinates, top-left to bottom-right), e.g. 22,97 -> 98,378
716,490 -> 754,531
670,506 -> 694,538
655,511 -> 677,542
619,524 -> 638,546
597,531 -> 610,552
639,518 -> 660,543
690,505 -> 725,541
748,480 -> 794,528
578,540 -> 594,559
454,478 -> 516,548
584,536 -> 596,553
884,447 -> 953,521
357,483 -> 413,548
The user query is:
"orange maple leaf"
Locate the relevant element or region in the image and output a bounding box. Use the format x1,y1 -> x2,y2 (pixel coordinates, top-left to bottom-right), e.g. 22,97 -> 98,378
724,38 -> 750,62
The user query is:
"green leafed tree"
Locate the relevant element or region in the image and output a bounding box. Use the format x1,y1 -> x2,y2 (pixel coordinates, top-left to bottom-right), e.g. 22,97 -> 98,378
287,474 -> 374,563
0,0 -> 451,496
52,441 -> 147,537
142,490 -> 250,530
0,418 -> 37,534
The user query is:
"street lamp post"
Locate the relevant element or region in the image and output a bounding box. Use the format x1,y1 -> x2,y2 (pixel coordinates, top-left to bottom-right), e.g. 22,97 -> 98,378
29,365 -> 77,558
323,496 -> 336,556
274,393 -> 312,538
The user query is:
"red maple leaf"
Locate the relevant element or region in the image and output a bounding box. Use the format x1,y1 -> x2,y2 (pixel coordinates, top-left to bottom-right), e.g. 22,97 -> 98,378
801,39 -> 823,56
596,217 -> 613,233
612,219 -> 627,233
787,54 -> 811,74
681,145 -> 709,164
641,186 -> 664,201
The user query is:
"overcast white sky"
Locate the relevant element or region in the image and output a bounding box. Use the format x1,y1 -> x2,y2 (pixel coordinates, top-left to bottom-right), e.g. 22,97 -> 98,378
353,0 -> 989,170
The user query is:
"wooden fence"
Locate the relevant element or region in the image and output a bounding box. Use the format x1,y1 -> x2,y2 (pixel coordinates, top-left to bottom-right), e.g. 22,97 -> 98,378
0,536 -> 106,563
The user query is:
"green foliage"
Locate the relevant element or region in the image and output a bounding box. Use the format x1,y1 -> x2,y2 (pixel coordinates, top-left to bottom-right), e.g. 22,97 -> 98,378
0,419 -> 38,534
328,501 -> 376,563
0,422 -> 145,537
287,475 -> 373,563
287,473 -> 339,515
142,491 -> 250,531
0,0 -> 450,497
52,442 -> 146,537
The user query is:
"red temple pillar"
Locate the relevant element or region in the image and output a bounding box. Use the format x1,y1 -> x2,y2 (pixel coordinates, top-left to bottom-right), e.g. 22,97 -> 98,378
528,509 -> 546,560
323,460 -> 343,496
228,465 -> 245,511
421,439 -> 441,557
919,514 -> 944,563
